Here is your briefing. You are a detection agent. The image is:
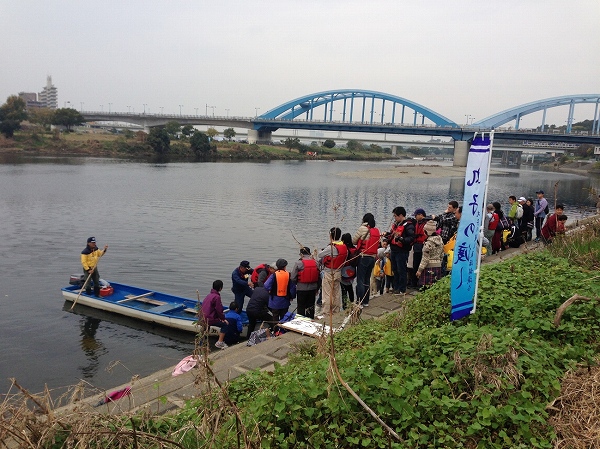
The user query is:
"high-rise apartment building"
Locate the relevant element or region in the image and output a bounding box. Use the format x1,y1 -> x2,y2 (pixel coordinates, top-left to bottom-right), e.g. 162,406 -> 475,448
38,76 -> 58,109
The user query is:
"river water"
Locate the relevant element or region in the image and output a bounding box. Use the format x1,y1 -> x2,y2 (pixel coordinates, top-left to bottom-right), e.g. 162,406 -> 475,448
1,156 -> 598,396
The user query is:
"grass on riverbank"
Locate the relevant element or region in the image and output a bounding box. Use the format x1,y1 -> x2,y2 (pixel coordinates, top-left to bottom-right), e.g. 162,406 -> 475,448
2,221 -> 600,448
0,129 -> 396,162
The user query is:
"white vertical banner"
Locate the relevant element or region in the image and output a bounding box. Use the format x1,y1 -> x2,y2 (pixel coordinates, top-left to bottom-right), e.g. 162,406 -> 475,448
450,133 -> 493,321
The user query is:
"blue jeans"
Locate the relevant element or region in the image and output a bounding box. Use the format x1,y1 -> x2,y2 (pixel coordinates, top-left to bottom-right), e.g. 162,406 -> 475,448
391,250 -> 409,293
233,285 -> 253,311
355,256 -> 375,305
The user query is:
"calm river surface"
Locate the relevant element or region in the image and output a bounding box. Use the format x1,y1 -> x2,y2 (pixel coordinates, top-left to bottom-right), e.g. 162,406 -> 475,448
1,156 -> 598,396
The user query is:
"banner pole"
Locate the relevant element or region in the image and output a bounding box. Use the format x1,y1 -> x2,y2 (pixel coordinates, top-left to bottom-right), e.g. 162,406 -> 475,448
471,130 -> 494,315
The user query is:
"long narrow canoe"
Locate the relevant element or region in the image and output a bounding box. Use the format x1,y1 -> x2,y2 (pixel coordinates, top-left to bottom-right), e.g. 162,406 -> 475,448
61,281 -> 248,335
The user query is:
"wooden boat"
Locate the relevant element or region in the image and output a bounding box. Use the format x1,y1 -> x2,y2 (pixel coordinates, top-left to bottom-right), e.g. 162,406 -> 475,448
61,280 -> 248,335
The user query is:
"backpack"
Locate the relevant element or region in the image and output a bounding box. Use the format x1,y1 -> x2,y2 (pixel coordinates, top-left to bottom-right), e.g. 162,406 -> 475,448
516,204 -> 523,219
544,204 -> 549,215
497,215 -> 510,231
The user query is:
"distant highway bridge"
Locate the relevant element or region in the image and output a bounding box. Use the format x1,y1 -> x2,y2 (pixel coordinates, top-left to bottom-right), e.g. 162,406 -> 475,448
81,90 -> 600,166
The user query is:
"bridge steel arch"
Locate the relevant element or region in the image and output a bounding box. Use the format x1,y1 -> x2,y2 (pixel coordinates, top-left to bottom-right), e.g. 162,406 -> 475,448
473,94 -> 600,134
258,89 -> 458,128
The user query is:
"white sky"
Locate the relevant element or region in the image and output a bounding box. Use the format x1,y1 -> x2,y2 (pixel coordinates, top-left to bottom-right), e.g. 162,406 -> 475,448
1,0 -> 599,127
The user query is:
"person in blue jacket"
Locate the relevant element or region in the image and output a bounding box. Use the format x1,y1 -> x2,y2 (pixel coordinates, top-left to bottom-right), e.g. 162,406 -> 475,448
223,301 -> 243,346
231,260 -> 254,311
264,258 -> 296,322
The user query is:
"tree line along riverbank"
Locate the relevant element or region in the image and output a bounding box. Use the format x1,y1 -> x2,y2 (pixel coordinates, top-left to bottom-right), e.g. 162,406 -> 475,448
0,126 -> 406,162
2,218 -> 600,448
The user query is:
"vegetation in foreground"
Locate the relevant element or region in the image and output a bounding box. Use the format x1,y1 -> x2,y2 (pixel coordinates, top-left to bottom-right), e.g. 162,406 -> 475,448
2,222 -> 600,448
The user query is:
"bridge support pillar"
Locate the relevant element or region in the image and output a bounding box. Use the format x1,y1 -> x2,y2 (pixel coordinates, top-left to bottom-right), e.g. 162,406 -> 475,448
248,129 -> 272,144
391,145 -> 398,156
453,140 -> 469,167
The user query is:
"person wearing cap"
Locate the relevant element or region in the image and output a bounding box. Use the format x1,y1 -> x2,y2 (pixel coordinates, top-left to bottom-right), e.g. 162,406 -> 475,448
80,237 -> 108,296
518,197 -> 534,242
290,247 -> 319,318
263,258 -> 296,322
231,260 -> 254,311
533,190 -> 548,242
408,208 -> 428,289
416,220 -> 444,289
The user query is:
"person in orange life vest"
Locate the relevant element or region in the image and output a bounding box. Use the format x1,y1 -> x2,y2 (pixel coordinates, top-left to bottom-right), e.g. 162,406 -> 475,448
263,258 -> 296,322
340,233 -> 357,310
541,204 -> 566,243
81,237 -> 108,296
408,209 -> 428,289
386,207 -> 415,294
199,280 -> 230,349
317,227 -> 348,317
290,247 -> 319,318
231,260 -> 254,311
352,213 -> 381,306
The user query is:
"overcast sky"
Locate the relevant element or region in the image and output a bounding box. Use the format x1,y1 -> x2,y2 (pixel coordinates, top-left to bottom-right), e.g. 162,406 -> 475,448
2,1 -> 599,127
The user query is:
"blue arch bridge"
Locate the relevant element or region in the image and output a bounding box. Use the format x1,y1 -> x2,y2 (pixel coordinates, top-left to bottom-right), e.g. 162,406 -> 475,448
81,90 -> 600,166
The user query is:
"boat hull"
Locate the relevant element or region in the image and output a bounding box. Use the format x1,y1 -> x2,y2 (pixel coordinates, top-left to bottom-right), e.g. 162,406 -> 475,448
62,282 -> 248,336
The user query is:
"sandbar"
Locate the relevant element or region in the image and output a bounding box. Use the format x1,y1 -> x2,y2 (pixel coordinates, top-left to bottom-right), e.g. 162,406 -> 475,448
338,165 -> 469,179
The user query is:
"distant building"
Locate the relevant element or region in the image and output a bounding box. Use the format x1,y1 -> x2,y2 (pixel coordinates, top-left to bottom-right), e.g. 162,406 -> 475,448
18,92 -> 44,109
38,76 -> 58,109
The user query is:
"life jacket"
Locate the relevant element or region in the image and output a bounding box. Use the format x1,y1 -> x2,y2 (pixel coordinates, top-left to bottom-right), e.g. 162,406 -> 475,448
488,212 -> 499,230
443,234 -> 457,254
297,258 -> 319,284
356,226 -> 381,256
322,241 -> 348,269
251,263 -> 268,284
389,221 -> 408,249
414,220 -> 427,245
270,270 -> 291,297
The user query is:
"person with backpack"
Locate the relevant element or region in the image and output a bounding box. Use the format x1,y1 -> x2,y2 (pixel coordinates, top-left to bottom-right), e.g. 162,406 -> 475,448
290,247 -> 319,318
533,190 -> 549,242
507,196 -> 523,225
352,213 -> 380,307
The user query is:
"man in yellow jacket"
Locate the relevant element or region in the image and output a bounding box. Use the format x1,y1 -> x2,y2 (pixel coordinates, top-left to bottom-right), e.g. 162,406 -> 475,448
81,237 -> 108,296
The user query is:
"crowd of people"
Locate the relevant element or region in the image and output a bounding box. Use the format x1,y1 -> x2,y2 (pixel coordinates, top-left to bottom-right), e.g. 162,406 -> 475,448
187,191 -> 570,349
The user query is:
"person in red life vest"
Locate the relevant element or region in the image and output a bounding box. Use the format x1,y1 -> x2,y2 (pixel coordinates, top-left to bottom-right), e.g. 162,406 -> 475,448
385,207 -> 415,295
408,209 -> 428,289
263,258 -> 296,322
199,280 -> 230,349
541,204 -> 566,244
317,227 -> 348,318
231,260 -> 254,312
81,236 -> 108,297
352,213 -> 381,307
251,262 -> 273,287
290,247 -> 320,318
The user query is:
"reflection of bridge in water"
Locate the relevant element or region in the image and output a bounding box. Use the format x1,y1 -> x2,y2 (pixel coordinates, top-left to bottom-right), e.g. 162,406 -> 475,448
81,90 -> 600,166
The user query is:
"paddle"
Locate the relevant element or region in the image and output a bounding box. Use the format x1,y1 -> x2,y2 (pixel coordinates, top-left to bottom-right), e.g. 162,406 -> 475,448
70,270 -> 94,310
